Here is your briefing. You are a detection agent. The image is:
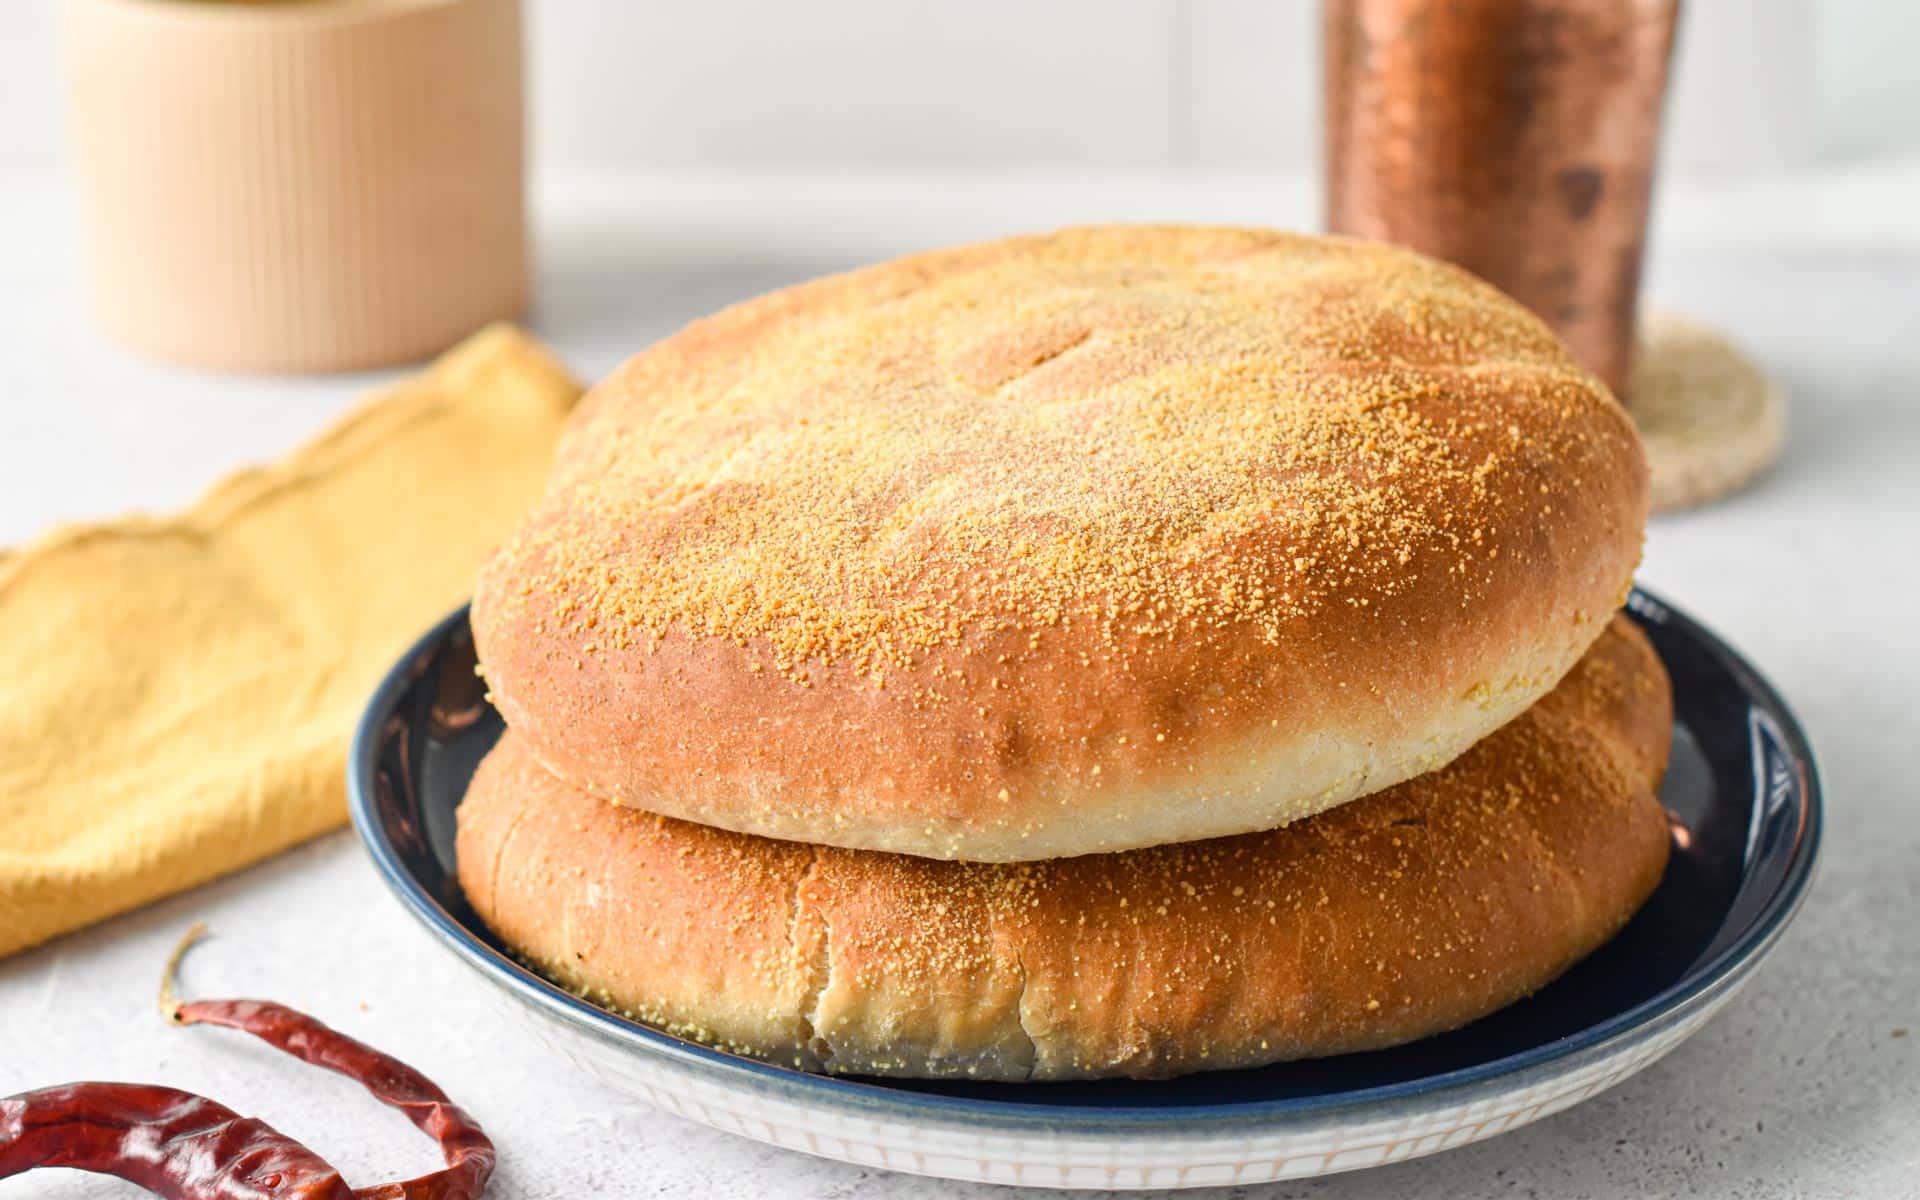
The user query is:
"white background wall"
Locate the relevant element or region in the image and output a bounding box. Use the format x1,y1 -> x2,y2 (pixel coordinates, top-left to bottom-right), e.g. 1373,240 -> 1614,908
3,0 -> 1917,180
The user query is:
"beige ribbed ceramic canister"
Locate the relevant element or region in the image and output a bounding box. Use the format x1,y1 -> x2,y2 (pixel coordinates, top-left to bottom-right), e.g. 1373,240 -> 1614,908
64,0 -> 527,372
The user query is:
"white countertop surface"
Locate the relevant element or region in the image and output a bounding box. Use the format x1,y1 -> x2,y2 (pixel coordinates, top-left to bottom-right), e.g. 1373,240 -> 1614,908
1,170 -> 1916,1199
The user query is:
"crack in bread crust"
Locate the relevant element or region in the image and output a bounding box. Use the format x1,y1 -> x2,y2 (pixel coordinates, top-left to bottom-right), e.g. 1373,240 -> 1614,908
786,847 -> 829,1069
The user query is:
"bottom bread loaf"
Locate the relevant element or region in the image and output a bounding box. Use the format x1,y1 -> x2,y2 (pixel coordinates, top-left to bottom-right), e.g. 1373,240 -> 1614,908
457,616 -> 1672,1082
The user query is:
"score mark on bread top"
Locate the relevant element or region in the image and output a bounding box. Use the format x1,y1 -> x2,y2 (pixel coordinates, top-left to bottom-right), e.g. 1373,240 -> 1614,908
473,226 -> 1649,862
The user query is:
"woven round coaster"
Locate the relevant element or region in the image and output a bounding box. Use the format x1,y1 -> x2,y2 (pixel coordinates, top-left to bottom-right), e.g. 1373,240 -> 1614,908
1628,313 -> 1787,512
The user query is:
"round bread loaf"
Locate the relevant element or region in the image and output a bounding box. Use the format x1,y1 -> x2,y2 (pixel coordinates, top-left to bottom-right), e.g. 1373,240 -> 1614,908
458,616 -> 1672,1082
473,225 -> 1648,861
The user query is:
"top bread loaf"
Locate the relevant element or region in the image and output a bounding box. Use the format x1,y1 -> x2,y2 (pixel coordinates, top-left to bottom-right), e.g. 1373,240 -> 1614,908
472,225 -> 1648,862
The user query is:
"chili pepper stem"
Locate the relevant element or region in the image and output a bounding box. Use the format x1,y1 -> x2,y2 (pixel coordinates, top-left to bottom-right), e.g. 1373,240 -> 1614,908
158,922 -> 208,1024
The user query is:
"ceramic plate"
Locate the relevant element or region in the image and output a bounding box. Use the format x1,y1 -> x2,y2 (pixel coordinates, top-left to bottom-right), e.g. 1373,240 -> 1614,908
348,588 -> 1820,1190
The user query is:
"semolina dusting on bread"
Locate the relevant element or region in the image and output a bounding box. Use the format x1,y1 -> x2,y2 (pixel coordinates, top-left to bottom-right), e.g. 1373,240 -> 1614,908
472,225 -> 1649,861
458,616 -> 1672,1081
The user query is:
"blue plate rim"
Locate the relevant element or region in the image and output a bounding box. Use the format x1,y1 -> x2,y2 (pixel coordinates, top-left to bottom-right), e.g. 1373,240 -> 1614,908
348,585 -> 1822,1129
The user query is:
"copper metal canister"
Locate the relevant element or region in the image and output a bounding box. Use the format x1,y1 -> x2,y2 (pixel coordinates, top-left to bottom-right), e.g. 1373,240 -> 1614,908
1325,0 -> 1680,398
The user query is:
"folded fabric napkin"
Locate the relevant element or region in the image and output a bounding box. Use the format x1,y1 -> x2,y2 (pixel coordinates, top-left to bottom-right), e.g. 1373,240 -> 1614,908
0,325 -> 581,958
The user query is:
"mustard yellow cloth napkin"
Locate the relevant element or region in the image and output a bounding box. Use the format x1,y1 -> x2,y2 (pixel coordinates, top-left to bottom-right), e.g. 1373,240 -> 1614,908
0,326 -> 580,957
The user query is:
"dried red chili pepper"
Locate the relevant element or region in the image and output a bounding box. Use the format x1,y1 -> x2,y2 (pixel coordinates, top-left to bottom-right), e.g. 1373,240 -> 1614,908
0,925 -> 494,1200
1,1081 -> 352,1198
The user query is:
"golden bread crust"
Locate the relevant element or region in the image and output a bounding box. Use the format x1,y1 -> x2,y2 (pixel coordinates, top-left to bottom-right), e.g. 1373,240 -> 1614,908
473,225 -> 1649,860
457,616 -> 1672,1081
